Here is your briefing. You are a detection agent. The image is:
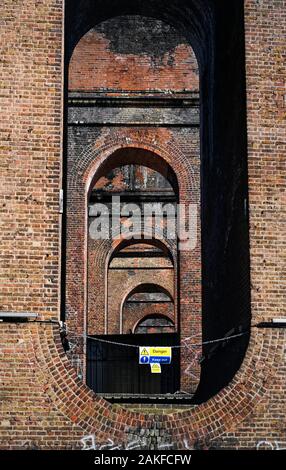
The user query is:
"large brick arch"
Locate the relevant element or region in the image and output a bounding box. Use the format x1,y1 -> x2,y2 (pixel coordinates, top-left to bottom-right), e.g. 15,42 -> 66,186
64,0 -> 253,407
66,129 -> 202,392
26,322 -> 281,449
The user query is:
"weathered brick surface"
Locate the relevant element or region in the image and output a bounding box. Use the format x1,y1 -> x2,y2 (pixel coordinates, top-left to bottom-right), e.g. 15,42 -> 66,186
0,0 -> 285,450
69,16 -> 199,93
0,0 -> 63,318
209,0 -> 286,448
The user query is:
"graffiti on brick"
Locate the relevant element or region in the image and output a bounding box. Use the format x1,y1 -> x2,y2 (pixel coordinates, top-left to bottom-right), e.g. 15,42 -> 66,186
81,435 -> 148,450
256,440 -> 286,450
80,433 -> 194,450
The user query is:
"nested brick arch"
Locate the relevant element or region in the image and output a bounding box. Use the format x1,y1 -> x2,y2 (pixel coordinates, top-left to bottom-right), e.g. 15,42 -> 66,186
88,232 -> 178,336
124,283 -> 175,302
132,313 -> 175,335
65,0 -> 251,409
91,233 -> 177,273
66,131 -> 201,392
122,282 -> 175,334
109,237 -> 176,265
66,131 -> 201,328
68,134 -> 199,196
119,281 -> 175,335
106,239 -> 177,335
94,240 -> 178,334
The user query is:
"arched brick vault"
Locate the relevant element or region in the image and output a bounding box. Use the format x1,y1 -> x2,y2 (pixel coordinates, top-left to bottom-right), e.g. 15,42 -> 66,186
87,234 -> 178,338
62,0 -> 254,444
64,0 -> 251,405
106,241 -> 176,335
66,130 -> 201,392
89,237 -> 177,335
68,132 -> 199,194
131,313 -> 175,335
124,283 -> 174,303
122,283 -> 175,334
119,281 -> 174,335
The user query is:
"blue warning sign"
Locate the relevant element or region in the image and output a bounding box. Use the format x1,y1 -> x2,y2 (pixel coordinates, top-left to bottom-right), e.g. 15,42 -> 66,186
140,356 -> 149,364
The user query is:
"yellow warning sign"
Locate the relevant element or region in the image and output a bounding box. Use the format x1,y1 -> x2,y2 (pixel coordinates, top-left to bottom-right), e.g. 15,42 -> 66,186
140,347 -> 150,356
150,363 -> 161,374
149,347 -> 171,357
139,346 -> 172,364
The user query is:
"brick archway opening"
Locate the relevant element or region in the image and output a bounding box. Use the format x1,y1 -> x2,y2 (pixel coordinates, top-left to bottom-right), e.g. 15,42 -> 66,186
64,2 -> 250,410
85,144 -> 200,398
121,280 -> 175,335
133,314 -> 175,335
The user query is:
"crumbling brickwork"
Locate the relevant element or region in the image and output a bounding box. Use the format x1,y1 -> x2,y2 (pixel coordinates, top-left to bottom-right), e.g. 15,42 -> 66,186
68,16 -> 199,93
0,0 -> 285,450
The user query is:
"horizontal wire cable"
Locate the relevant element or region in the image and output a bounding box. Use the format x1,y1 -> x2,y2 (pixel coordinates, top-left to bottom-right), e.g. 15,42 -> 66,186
66,330 -> 249,349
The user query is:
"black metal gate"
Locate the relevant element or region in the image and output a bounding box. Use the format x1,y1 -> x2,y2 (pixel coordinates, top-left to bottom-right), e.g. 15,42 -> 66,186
87,333 -> 180,395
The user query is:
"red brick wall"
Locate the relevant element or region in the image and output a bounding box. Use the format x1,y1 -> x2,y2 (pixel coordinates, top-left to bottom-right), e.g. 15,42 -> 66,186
0,0 -> 285,451
0,0 -> 63,319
